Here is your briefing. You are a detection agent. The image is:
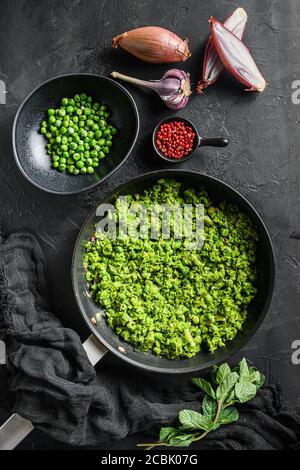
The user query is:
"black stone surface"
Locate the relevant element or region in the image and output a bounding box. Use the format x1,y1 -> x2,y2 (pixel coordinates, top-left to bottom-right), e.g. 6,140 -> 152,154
0,0 -> 299,450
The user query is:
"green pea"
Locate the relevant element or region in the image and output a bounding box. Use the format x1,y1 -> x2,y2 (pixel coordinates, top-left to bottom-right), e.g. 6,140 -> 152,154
58,164 -> 66,172
61,136 -> 68,144
86,158 -> 93,166
100,105 -> 107,112
61,98 -> 69,106
80,93 -> 87,101
48,115 -> 56,124
61,144 -> 68,152
91,150 -> 98,158
68,127 -> 74,135
84,108 -> 91,115
87,131 -> 94,139
56,136 -> 62,144
40,127 -> 47,135
80,167 -> 87,174
59,109 -> 66,117
99,151 -> 105,159
67,157 -> 74,165
86,119 -> 94,127
76,161 -> 84,169
80,129 -> 88,138
77,145 -> 84,152
92,159 -> 99,167
94,130 -> 102,139
42,120 -> 47,127
110,127 -> 117,135
73,153 -> 80,161
52,156 -> 60,162
106,140 -> 112,147
98,139 -> 105,146
76,108 -> 83,115
69,99 -> 75,106
49,138 -> 55,144
55,120 -> 62,128
52,161 -> 59,168
68,165 -> 75,174
73,168 -> 80,175
99,120 -> 105,128
70,142 -> 77,150
48,109 -> 55,116
60,126 -> 67,134
66,105 -> 74,114
87,166 -> 94,174
93,103 -> 100,110
50,126 -> 57,133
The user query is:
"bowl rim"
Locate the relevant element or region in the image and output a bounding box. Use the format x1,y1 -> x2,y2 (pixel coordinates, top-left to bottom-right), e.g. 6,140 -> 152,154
72,169 -> 276,374
12,73 -> 140,195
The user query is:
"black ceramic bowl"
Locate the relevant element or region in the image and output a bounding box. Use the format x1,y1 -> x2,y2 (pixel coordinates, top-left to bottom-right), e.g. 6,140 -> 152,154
72,170 -> 275,374
153,116 -> 228,164
13,74 -> 139,195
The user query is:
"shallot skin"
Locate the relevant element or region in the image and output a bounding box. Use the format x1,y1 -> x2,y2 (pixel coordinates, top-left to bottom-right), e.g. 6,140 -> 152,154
198,8 -> 248,93
210,17 -> 266,92
112,26 -> 191,64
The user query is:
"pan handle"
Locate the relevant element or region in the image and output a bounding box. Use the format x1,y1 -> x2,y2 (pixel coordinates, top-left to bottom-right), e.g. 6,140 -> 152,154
82,333 -> 108,366
0,334 -> 107,450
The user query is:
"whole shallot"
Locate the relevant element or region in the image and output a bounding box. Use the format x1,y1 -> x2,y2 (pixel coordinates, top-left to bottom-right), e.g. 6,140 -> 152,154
198,8 -> 248,93
210,17 -> 266,92
112,26 -> 191,64
111,69 -> 191,110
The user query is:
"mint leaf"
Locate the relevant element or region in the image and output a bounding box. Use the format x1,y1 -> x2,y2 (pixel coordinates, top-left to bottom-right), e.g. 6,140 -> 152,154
179,410 -> 213,431
216,363 -> 231,384
254,372 -> 265,390
235,382 -> 257,403
169,433 -> 195,447
159,427 -> 177,442
192,378 -> 216,398
202,395 -> 217,420
216,372 -> 239,402
219,406 -> 239,425
239,358 -> 250,382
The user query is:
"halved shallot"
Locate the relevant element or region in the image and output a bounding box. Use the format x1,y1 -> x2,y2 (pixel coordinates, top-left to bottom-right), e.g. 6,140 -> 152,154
197,8 -> 248,93
210,17 -> 266,92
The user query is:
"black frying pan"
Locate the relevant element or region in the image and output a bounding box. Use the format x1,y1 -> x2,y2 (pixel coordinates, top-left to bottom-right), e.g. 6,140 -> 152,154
72,170 -> 275,374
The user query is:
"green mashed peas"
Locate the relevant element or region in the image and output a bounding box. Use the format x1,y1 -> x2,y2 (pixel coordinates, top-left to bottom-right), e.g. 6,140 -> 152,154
84,179 -> 258,359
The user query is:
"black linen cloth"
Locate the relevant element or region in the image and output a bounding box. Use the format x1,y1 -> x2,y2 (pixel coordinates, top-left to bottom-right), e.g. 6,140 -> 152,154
0,232 -> 299,449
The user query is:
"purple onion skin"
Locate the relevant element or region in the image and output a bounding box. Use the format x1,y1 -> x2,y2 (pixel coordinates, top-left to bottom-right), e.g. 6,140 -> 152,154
198,8 -> 248,93
210,17 -> 266,92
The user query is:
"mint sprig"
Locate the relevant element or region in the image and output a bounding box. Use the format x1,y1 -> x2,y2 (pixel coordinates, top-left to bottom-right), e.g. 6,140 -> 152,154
137,358 -> 264,449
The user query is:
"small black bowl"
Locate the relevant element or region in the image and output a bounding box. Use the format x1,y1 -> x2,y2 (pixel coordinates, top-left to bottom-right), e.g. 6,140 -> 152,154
153,116 -> 228,164
13,74 -> 139,195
